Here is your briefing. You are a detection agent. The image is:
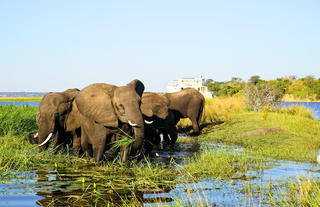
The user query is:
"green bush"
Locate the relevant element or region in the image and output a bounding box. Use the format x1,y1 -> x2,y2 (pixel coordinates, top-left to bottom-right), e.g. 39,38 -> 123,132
0,105 -> 38,136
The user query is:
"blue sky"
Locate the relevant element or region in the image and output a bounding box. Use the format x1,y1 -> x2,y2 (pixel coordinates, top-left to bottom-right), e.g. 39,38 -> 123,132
0,0 -> 319,92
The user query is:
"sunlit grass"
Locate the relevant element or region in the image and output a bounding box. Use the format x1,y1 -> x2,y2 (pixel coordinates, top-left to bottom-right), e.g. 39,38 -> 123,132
272,176 -> 320,206
177,96 -> 245,130
276,104 -> 314,119
182,146 -> 265,180
0,97 -> 42,102
197,110 -> 320,162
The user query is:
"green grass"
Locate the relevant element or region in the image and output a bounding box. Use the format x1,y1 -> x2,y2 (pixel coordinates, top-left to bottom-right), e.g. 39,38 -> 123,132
0,97 -> 42,102
0,105 -> 38,136
195,110 -> 320,162
182,146 -> 265,180
271,176 -> 320,206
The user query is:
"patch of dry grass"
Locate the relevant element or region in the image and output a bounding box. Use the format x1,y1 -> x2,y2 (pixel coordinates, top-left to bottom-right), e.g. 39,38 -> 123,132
177,96 -> 245,129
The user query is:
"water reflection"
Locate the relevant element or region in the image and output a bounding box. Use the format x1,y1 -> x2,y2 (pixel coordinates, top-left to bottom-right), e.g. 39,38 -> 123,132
33,167 -> 176,206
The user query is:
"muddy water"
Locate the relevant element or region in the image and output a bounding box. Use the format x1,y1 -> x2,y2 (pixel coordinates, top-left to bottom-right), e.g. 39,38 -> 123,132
1,142 -> 319,207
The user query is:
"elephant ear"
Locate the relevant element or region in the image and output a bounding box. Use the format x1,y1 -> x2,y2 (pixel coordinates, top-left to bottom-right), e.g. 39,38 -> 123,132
65,102 -> 81,132
127,79 -> 144,97
76,87 -> 118,128
58,102 -> 72,116
152,104 -> 168,119
141,103 -> 153,117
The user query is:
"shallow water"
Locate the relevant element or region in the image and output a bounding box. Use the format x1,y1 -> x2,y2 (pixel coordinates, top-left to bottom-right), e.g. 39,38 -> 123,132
1,142 -> 319,206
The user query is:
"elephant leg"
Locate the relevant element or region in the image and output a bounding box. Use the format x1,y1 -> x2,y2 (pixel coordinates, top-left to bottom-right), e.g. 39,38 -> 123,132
72,130 -> 82,156
92,124 -> 107,162
81,127 -> 90,157
190,116 -> 200,134
53,131 -> 61,154
168,126 -> 178,144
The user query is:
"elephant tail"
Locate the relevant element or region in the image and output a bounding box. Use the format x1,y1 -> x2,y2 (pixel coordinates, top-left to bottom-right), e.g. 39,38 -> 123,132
197,100 -> 205,125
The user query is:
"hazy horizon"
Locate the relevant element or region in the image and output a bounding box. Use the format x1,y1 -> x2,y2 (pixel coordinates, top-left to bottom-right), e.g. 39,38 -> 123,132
1,1 -> 319,92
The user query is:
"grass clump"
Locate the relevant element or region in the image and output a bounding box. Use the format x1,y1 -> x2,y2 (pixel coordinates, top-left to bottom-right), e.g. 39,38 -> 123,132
0,105 -> 38,136
183,146 -> 264,180
268,176 -> 320,206
0,135 -> 84,177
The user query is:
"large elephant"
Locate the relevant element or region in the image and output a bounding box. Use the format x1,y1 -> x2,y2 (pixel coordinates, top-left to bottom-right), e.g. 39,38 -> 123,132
35,88 -> 80,151
164,88 -> 205,134
141,92 -> 178,151
74,79 -> 145,162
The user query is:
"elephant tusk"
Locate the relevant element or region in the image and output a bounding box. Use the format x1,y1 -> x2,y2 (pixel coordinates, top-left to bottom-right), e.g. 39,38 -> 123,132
128,120 -> 138,127
144,120 -> 153,125
38,133 -> 53,147
34,132 -> 38,138
160,133 -> 164,142
168,134 -> 172,141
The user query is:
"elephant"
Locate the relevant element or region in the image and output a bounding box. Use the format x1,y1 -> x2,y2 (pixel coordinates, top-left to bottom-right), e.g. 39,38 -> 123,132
74,79 -> 145,163
35,88 -> 81,153
164,88 -> 205,134
140,92 -> 178,151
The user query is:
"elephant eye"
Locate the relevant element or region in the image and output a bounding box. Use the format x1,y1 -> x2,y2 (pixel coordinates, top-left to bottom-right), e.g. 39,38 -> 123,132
117,104 -> 125,114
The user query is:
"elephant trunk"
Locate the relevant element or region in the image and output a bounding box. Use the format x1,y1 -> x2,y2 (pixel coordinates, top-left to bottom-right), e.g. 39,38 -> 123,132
37,114 -> 58,148
125,110 -> 145,154
131,125 -> 145,154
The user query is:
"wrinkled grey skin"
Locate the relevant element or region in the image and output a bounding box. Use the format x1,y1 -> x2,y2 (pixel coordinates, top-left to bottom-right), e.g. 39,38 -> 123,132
35,88 -> 80,152
141,92 -> 178,153
75,80 -> 145,163
164,88 -> 205,134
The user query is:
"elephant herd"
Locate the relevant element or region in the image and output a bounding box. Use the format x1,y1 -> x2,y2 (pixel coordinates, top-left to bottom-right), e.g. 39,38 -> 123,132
25,79 -> 205,163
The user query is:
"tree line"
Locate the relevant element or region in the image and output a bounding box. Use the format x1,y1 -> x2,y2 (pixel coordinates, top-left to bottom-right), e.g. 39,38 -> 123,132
205,75 -> 320,101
